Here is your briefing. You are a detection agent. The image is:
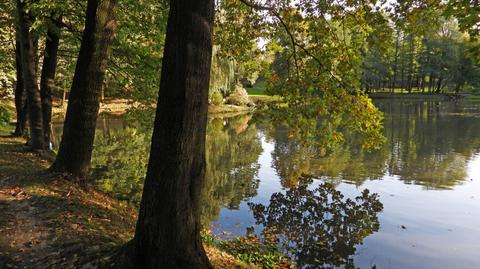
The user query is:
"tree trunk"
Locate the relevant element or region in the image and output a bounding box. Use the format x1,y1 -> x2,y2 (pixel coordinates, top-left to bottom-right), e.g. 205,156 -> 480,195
420,76 -> 424,92
17,0 -> 44,150
51,0 -> 117,177
13,32 -> 27,137
131,0 -> 215,268
428,73 -> 435,93
400,70 -> 404,93
40,19 -> 61,149
436,77 -> 443,93
391,30 -> 400,92
61,88 -> 66,107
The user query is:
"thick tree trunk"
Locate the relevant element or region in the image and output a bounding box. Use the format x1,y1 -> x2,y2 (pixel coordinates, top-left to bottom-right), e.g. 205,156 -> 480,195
40,20 -> 61,149
13,33 -> 27,137
131,0 -> 215,268
17,0 -> 44,150
51,0 -> 117,177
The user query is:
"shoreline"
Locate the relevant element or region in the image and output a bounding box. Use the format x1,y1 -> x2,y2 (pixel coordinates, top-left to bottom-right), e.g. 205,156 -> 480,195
368,92 -> 472,100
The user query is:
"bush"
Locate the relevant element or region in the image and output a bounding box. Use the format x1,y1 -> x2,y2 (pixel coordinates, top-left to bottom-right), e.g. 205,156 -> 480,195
218,233 -> 291,269
0,105 -> 11,127
225,84 -> 254,107
0,73 -> 15,98
209,90 -> 224,106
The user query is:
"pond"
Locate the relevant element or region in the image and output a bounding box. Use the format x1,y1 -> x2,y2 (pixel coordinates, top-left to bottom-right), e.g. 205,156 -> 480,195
52,99 -> 480,269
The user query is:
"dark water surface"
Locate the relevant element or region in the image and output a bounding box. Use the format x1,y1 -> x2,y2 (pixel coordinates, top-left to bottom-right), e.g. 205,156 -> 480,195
53,99 -> 480,269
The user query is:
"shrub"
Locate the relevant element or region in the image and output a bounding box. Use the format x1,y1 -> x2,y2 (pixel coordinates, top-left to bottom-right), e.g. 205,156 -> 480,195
209,90 -> 224,106
0,105 -> 11,127
218,233 -> 291,269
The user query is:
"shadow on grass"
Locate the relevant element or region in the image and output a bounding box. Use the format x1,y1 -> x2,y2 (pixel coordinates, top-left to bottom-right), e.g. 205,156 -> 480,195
0,192 -> 135,268
0,138 -> 51,188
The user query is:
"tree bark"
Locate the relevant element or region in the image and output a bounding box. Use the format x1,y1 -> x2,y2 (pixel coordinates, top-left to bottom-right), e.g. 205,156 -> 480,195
51,0 -> 117,177
40,19 -> 61,149
131,0 -> 215,268
13,31 -> 27,137
17,0 -> 44,150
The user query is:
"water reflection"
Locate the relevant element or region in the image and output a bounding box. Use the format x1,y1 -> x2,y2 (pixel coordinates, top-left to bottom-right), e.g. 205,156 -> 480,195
260,100 -> 480,189
91,127 -> 149,204
50,100 -> 480,202
50,99 -> 480,268
248,178 -> 383,269
53,114 -> 264,226
201,115 -> 263,224
379,100 -> 480,188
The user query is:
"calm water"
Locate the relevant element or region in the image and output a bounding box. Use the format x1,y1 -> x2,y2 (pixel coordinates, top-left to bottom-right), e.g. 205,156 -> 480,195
53,99 -> 480,269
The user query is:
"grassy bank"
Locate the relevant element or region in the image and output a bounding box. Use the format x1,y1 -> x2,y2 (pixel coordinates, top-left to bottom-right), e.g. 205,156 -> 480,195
368,92 -> 466,100
247,80 -> 267,96
465,95 -> 480,101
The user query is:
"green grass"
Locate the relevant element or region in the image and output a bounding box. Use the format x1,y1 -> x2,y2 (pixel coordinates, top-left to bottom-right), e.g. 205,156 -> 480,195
0,125 -> 12,136
0,103 -> 15,136
465,95 -> 480,101
247,80 -> 267,96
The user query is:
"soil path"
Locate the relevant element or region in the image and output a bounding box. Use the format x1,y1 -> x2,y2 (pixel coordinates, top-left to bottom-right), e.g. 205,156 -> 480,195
0,137 -> 136,268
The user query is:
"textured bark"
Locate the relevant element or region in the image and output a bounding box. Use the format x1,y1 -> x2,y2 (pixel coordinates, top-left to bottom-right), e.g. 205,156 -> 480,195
17,0 -> 44,150
40,20 -> 61,148
131,0 -> 215,268
51,0 -> 117,177
13,32 -> 27,137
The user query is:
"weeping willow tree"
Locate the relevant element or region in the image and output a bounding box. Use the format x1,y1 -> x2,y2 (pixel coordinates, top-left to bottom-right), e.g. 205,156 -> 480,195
209,45 -> 237,104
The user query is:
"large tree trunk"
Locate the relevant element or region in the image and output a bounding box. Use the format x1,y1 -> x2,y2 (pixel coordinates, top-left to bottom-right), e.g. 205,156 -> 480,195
51,0 -> 117,177
17,0 -> 44,150
131,0 -> 214,268
40,20 -> 61,149
13,32 -> 27,137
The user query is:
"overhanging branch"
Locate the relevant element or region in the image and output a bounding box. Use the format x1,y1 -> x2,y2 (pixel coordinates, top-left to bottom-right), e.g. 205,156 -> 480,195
238,0 -> 348,88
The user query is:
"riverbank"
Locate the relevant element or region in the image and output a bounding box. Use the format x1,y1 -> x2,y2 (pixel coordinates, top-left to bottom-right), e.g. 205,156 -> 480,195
1,97 -> 260,118
368,92 -> 471,100
0,98 -> 143,117
0,135 -> 255,268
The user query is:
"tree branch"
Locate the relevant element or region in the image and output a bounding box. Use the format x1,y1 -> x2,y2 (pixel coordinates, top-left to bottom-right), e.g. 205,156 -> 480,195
238,0 -> 347,88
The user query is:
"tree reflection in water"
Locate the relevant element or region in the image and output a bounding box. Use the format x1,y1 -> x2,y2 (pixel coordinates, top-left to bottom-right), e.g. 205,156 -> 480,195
248,178 -> 383,269
259,100 -> 480,189
201,114 -> 263,224
83,113 -> 264,225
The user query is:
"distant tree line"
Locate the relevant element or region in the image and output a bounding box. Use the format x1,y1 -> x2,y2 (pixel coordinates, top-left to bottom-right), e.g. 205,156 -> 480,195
361,6 -> 480,94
